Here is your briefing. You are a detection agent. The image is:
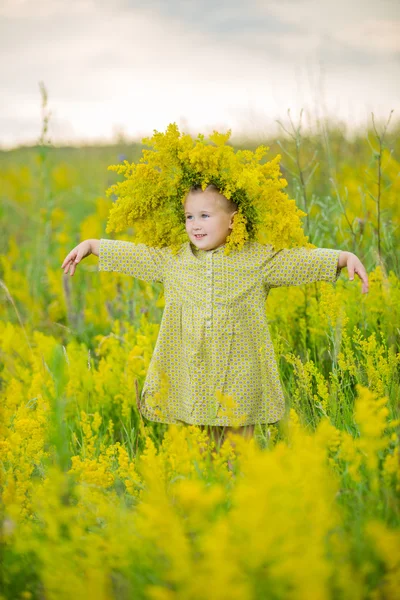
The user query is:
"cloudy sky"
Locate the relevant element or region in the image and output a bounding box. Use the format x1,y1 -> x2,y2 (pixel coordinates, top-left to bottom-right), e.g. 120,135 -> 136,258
0,0 -> 399,148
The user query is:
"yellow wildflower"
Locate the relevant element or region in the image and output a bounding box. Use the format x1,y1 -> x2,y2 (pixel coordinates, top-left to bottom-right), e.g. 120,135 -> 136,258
105,123 -> 310,255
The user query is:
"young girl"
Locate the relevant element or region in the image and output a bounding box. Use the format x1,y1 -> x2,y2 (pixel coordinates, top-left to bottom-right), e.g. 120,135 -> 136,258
61,183 -> 369,451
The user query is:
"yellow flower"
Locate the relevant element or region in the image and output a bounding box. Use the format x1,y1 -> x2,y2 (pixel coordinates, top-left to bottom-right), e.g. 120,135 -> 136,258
104,123 -> 310,254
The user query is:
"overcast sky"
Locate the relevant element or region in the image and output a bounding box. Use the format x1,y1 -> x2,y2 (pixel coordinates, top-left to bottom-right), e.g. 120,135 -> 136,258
0,0 -> 399,148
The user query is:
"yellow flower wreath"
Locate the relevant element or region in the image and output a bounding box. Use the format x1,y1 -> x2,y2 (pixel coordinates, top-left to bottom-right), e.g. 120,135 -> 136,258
104,123 -> 310,255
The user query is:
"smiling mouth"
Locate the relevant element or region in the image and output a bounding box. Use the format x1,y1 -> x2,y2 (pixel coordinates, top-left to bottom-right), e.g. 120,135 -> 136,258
194,234 -> 206,238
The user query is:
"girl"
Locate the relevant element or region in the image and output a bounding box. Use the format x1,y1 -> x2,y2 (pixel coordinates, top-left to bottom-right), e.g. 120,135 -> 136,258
61,183 -> 369,452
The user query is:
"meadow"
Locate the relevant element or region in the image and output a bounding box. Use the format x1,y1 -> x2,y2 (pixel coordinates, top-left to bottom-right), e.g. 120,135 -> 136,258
1,105 -> 400,599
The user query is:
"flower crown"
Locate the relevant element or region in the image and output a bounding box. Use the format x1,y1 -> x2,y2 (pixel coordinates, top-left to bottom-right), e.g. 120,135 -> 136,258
104,123 -> 310,255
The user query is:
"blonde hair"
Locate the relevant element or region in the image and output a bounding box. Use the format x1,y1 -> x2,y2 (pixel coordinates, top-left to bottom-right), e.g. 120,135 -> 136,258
184,183 -> 238,214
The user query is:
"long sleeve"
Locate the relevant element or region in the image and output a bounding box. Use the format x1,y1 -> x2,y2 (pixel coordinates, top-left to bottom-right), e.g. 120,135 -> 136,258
263,246 -> 342,289
98,238 -> 167,283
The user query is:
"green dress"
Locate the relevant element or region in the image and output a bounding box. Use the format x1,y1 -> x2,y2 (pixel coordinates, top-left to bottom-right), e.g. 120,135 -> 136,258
98,238 -> 342,426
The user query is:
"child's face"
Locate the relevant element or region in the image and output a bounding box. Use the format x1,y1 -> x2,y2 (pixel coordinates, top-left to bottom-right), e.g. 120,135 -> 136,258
184,190 -> 237,251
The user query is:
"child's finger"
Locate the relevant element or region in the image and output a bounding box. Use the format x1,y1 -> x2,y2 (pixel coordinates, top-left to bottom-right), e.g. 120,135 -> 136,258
347,264 -> 355,280
61,250 -> 76,269
69,261 -> 77,276
63,261 -> 72,275
351,263 -> 369,294
61,253 -> 72,268
357,268 -> 369,293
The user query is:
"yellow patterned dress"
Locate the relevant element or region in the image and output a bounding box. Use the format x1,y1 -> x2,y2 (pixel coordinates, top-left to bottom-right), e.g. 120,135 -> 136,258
98,238 -> 342,426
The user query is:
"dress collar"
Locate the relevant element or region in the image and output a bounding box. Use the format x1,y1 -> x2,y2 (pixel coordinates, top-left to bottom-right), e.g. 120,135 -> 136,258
189,241 -> 227,258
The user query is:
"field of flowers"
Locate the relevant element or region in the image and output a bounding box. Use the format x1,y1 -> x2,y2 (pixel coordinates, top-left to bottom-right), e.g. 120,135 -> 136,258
1,110 -> 400,599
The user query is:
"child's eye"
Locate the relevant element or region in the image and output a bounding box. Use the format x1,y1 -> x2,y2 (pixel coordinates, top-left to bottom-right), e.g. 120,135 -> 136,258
185,214 -> 209,219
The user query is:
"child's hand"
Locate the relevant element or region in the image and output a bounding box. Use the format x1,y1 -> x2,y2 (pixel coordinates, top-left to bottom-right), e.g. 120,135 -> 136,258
338,251 -> 369,294
61,240 -> 92,276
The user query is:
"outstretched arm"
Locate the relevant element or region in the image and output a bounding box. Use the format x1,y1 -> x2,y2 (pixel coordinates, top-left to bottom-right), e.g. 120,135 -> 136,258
338,251 -> 369,294
61,238 -> 167,283
263,246 -> 342,288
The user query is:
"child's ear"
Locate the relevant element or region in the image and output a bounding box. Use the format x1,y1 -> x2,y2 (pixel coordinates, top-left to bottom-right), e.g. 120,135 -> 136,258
229,211 -> 237,229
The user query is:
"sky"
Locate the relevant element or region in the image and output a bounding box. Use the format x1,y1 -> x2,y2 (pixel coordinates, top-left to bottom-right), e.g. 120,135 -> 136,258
0,0 -> 399,149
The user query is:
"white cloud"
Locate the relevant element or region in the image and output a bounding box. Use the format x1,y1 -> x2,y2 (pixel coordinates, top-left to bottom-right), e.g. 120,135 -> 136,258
335,19 -> 400,53
0,0 -> 97,18
260,0 -> 400,54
